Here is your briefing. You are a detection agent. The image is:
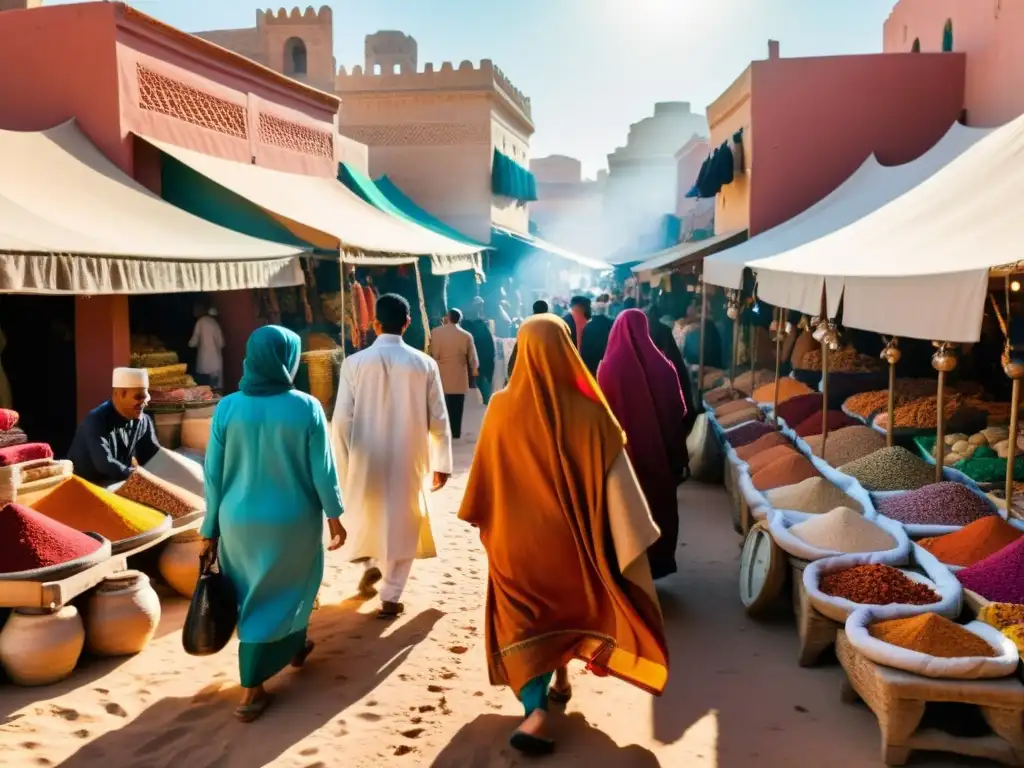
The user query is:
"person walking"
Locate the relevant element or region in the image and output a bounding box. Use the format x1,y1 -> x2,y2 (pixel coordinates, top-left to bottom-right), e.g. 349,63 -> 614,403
598,309 -> 688,579
200,325 -> 346,723
429,308 -> 479,440
188,301 -> 225,390
462,304 -> 497,404
561,295 -> 592,348
331,294 -> 452,619
506,300 -> 550,379
459,315 -> 669,755
646,296 -> 698,437
579,293 -> 613,376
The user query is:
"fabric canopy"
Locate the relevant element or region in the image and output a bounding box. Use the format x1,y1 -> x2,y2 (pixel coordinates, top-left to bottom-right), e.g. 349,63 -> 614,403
491,226 -> 608,270
705,121 -> 992,290
751,115 -> 1024,343
375,176 -> 488,249
0,120 -> 304,294
141,137 -> 484,272
632,229 -> 748,280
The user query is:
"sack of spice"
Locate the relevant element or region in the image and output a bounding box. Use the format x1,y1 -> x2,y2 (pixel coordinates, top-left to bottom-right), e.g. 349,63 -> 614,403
844,608 -> 1018,680
802,545 -> 961,624
769,507 -> 909,563
873,480 -> 1003,539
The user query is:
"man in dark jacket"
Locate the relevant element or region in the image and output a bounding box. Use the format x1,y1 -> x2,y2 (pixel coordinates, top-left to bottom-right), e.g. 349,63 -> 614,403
647,299 -> 698,441
580,293 -> 613,376
562,295 -> 592,348
462,305 -> 496,404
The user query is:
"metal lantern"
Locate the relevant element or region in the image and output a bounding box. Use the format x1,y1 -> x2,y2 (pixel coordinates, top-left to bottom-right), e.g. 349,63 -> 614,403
881,337 -> 902,366
931,341 -> 957,373
824,322 -> 841,352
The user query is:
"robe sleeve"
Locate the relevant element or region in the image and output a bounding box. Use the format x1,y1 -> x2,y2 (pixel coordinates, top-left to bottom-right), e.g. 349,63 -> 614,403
135,414 -> 161,466
81,415 -> 132,482
309,401 -> 344,519
426,360 -> 453,475
200,409 -> 226,539
188,321 -> 201,349
606,449 -> 661,612
330,358 -> 356,483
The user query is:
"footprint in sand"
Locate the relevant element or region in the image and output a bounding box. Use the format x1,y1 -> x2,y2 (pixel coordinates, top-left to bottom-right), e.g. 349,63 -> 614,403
418,705 -> 435,713
448,645 -> 468,655
50,707 -> 80,721
393,745 -> 416,756
440,671 -> 457,680
73,730 -> 90,739
299,748 -> 319,757
400,728 -> 424,739
104,703 -> 128,718
93,688 -> 109,695
19,741 -> 40,749
426,685 -> 445,693
357,712 -> 382,722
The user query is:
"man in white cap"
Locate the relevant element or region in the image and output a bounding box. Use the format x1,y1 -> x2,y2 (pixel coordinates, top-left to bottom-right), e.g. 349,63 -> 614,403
67,367 -> 162,486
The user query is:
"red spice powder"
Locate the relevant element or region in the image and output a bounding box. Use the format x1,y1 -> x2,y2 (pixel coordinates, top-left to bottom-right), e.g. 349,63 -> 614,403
919,517 -> 1022,568
0,503 -> 103,573
819,563 -> 939,605
735,432 -> 790,462
715,399 -> 757,417
746,444 -> 798,475
794,410 -> 859,438
751,453 -> 819,491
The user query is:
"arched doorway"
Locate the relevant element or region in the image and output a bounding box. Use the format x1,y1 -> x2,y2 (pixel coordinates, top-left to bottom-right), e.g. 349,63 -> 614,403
284,37 -> 307,75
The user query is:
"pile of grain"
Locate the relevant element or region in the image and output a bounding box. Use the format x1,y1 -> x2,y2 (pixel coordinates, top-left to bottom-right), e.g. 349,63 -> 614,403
789,507 -> 896,552
839,446 -> 935,492
957,537 -> 1024,604
714,399 -> 757,417
776,393 -> 824,427
33,477 -> 168,543
732,369 -> 775,395
869,613 -> 996,658
874,396 -> 986,432
705,386 -> 743,407
751,377 -> 814,405
805,426 -> 886,467
726,422 -> 776,448
746,444 -> 798,475
735,432 -> 790,461
0,503 -> 104,573
918,517 -> 1023,567
717,405 -> 763,429
794,410 -> 859,438
751,453 -> 819,491
766,477 -> 862,515
875,482 -> 996,526
801,346 -> 881,373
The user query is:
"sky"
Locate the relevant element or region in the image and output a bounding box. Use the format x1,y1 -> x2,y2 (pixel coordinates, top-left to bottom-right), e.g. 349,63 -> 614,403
51,0 -> 899,178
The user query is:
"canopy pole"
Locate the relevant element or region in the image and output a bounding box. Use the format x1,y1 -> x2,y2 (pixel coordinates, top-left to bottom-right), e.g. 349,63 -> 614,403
820,333 -> 831,454
1006,377 -> 1021,511
772,308 -> 783,426
749,321 -> 757,385
932,341 -> 956,484
882,337 -> 900,449
729,291 -> 740,390
339,258 -> 347,360
697,278 -> 708,401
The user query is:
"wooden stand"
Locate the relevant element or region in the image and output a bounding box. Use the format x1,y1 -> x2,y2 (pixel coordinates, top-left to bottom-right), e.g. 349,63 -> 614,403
790,557 -> 841,667
836,631 -> 1024,766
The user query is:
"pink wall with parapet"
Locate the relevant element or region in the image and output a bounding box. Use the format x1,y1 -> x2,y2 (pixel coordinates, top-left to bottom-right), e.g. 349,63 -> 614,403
745,53 -> 965,236
884,0 -> 1024,128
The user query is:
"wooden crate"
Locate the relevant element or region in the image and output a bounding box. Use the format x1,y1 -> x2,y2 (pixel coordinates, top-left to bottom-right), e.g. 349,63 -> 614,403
791,558 -> 841,667
836,630 -> 1024,766
0,554 -> 128,610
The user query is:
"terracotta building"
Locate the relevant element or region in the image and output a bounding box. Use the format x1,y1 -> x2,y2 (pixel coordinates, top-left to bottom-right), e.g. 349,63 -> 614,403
884,0 -> 1024,128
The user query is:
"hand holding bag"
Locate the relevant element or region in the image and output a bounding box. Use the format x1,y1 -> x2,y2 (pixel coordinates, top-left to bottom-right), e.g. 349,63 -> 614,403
181,545 -> 237,656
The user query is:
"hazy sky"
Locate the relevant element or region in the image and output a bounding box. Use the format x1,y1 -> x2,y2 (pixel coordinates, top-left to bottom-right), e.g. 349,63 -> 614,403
51,0 -> 898,177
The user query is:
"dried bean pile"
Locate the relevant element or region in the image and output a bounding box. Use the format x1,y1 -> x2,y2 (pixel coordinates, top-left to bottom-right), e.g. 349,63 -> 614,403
875,482 -> 996,526
776,394 -> 824,427
766,476 -> 862,515
958,537 -> 1024,604
839,446 -> 935,492
751,378 -> 813,405
735,432 -> 790,461
806,425 -> 886,467
726,422 -> 776,448
869,613 -> 996,658
801,346 -> 881,373
818,563 -> 940,605
843,391 -> 891,420
794,409 -> 859,438
715,399 -> 757,417
705,386 -> 743,408
751,453 -> 819,491
917,517 -> 1021,567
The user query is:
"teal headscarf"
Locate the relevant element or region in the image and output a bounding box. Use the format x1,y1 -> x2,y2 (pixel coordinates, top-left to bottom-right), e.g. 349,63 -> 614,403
239,325 -> 301,397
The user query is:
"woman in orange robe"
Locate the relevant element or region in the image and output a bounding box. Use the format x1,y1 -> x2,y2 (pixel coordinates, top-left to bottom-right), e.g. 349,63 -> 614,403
458,314 -> 669,755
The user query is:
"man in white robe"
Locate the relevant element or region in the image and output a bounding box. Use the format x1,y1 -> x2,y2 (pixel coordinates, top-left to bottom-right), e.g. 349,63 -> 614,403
331,292 -> 452,619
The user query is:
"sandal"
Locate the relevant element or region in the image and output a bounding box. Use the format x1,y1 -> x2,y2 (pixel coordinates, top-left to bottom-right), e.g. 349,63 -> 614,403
377,601 -> 404,620
358,567 -> 383,598
509,731 -> 555,756
548,685 -> 572,704
291,639 -> 315,668
233,693 -> 274,723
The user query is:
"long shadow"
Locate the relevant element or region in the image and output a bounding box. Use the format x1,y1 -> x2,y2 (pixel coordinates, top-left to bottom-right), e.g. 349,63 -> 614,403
54,602 -> 443,767
430,713 -> 661,768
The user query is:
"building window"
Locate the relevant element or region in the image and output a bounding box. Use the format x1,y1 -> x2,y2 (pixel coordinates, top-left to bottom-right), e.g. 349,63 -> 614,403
284,37 -> 307,75
911,37 -> 921,53
942,19 -> 954,52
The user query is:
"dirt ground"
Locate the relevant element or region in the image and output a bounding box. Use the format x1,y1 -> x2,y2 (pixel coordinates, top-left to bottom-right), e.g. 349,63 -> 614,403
0,398 -> 989,767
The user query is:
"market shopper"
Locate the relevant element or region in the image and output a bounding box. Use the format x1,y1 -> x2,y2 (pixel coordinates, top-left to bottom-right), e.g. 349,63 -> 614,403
458,314 -> 669,755
331,293 -> 452,619
646,297 -> 698,436
67,367 -> 161,486
189,301 -> 226,390
506,300 -> 552,378
598,309 -> 688,579
580,293 -> 614,375
462,303 -> 497,404
428,308 -> 479,440
200,325 -> 346,723
562,295 -> 592,348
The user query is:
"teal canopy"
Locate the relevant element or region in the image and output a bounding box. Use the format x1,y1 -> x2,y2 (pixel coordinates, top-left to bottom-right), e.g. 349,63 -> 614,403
374,176 -> 487,248
491,149 -> 538,203
337,163 -> 410,221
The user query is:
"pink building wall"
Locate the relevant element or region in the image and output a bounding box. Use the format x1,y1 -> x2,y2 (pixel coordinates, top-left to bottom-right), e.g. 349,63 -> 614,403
884,0 -> 1024,128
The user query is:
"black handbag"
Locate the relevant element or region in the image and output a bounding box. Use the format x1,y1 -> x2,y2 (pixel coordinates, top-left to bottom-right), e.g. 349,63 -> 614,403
181,545 -> 237,656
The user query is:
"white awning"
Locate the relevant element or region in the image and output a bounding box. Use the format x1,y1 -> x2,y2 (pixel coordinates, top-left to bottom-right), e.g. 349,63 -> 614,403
632,229 -> 748,279
751,113 -> 1024,343
0,121 -> 304,294
143,136 -> 484,272
704,122 -> 992,289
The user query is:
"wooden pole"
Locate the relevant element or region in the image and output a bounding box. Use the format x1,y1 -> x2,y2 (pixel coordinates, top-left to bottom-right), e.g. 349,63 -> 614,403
935,368 -> 947,484
887,358 -> 896,448
772,308 -> 783,425
1007,377 -> 1021,510
339,259 -> 347,360
730,307 -> 740,389
820,335 -> 831,454
697,283 -> 708,400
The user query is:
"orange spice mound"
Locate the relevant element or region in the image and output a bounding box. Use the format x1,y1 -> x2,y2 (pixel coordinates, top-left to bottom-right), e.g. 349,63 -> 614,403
752,378 -> 814,405
918,517 -> 1023,568
33,476 -> 167,542
869,613 -> 996,658
745,444 -> 797,475
735,432 -> 789,462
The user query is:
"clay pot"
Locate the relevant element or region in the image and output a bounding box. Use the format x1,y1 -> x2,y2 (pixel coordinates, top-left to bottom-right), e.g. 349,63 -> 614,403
85,570 -> 161,656
158,530 -> 204,598
0,606 -> 84,686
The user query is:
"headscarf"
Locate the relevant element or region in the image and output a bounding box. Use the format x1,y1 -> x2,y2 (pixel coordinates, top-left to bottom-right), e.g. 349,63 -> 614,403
459,314 -> 667,696
599,310 -> 688,480
239,325 -> 300,397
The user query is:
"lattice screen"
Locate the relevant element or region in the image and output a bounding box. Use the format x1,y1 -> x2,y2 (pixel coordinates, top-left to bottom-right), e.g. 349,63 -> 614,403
137,65 -> 248,139
258,113 -> 334,159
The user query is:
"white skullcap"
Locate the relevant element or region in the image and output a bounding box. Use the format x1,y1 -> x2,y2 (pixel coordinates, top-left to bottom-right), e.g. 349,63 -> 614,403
112,367 -> 149,388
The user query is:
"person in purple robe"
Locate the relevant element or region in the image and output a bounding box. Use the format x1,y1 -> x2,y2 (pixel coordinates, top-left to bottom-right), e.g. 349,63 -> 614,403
597,309 -> 688,579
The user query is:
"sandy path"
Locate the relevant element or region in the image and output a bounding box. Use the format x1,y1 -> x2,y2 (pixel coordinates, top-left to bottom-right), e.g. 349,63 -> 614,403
0,398 -> 983,767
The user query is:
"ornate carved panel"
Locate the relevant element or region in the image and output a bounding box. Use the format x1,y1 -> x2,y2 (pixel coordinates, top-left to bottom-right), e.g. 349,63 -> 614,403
137,65 -> 248,139
341,122 -> 489,147
257,113 -> 334,158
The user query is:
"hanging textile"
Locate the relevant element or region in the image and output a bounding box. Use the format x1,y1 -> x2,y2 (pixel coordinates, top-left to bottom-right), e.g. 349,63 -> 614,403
491,150 -> 539,203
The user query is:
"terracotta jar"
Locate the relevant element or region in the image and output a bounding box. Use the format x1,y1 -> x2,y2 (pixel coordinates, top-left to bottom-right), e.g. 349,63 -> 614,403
158,530 -> 204,598
0,606 -> 84,686
85,570 -> 161,656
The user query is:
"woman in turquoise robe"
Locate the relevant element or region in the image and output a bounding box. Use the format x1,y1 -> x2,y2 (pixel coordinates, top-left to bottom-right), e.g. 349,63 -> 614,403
201,325 -> 346,723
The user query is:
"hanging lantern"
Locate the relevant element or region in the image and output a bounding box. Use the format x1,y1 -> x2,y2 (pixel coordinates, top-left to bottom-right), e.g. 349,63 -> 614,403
824,322 -> 841,352
726,290 -> 741,320
797,315 -> 810,332
931,341 -> 957,373
812,318 -> 828,343
881,337 -> 902,366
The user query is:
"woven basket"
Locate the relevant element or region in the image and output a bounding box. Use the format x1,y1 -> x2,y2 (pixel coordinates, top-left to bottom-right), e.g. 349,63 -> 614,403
131,351 -> 179,368
301,350 -> 337,411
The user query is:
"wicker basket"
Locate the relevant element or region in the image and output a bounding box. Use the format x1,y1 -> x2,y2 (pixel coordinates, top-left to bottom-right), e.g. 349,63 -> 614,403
301,350 -> 337,411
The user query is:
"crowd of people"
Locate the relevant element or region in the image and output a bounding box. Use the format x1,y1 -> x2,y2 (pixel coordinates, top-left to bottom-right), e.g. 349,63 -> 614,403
65,287 -> 699,755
